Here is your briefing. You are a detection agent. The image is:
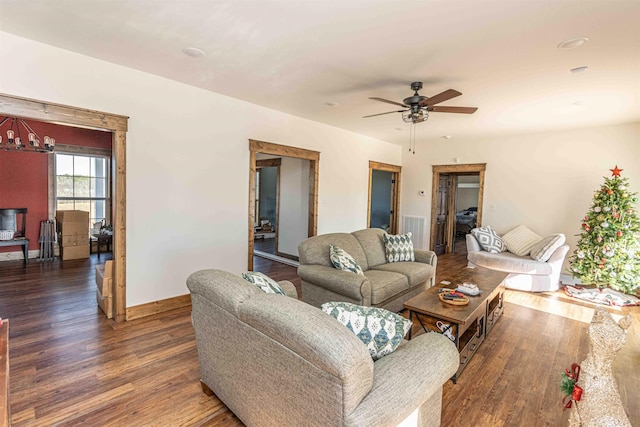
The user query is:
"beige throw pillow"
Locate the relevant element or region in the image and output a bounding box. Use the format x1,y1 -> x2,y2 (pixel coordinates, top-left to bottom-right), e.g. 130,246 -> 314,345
530,234 -> 566,262
501,225 -> 542,256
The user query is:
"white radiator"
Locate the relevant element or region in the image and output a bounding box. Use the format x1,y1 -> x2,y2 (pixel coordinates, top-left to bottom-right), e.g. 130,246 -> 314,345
402,215 -> 427,250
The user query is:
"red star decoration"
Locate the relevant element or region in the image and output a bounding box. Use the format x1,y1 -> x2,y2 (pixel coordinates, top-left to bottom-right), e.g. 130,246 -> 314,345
610,165 -> 623,177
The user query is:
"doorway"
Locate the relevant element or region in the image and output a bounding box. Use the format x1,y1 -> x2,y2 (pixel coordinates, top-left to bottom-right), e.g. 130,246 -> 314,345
367,161 -> 401,234
0,93 -> 128,321
254,158 -> 281,256
430,163 -> 486,255
248,140 -> 319,270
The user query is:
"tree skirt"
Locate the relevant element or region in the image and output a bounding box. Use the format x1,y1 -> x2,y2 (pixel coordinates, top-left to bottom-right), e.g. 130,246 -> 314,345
564,285 -> 640,307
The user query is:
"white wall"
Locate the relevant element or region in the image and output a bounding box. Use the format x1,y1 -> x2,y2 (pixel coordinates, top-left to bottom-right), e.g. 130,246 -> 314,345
278,157 -> 309,256
401,122 -> 640,273
0,32 -> 401,306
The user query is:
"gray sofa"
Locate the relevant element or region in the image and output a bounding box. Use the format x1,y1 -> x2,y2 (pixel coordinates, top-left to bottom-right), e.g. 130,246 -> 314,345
466,233 -> 570,292
187,269 -> 459,427
297,228 -> 437,313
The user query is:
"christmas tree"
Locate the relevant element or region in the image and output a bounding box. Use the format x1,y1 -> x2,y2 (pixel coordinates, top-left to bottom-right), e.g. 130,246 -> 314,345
569,166 -> 640,294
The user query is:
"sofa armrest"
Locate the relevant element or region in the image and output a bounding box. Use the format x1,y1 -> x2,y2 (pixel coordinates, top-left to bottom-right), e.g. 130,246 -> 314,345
346,333 -> 458,426
297,264 -> 369,301
466,233 -> 482,253
414,249 -> 437,267
277,280 -> 299,299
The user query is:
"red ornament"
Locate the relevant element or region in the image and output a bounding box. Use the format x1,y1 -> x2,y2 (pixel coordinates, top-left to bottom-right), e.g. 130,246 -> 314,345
608,190 -> 614,195
599,264 -> 605,269
610,165 -> 623,177
572,384 -> 583,401
617,231 -> 623,237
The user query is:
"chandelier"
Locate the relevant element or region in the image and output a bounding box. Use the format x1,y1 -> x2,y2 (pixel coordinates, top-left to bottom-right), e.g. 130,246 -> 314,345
0,116 -> 55,152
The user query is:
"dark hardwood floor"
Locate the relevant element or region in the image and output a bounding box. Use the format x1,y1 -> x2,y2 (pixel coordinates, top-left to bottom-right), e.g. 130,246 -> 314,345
1,252 -> 638,426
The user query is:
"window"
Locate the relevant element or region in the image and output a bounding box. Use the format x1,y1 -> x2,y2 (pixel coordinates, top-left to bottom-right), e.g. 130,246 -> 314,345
55,153 -> 110,226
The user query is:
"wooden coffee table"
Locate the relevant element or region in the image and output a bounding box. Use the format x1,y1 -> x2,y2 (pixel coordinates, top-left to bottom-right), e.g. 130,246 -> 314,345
403,266 -> 508,382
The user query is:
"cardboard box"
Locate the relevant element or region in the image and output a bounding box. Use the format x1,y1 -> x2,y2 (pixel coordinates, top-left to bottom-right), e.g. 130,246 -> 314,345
96,289 -> 113,319
60,244 -> 90,260
95,260 -> 113,297
55,210 -> 89,223
57,221 -> 89,237
59,233 -> 90,247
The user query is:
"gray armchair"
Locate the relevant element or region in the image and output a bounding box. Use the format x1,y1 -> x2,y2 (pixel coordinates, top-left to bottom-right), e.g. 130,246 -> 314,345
187,269 -> 459,427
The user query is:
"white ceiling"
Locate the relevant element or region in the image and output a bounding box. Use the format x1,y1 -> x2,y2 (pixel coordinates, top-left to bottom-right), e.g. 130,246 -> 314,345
1,0 -> 639,146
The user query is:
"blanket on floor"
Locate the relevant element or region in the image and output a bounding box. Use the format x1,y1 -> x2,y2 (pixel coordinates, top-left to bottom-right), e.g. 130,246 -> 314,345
564,285 -> 639,307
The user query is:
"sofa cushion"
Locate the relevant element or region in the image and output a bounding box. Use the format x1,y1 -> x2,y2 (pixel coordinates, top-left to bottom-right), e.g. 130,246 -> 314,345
352,228 -> 388,269
501,225 -> 542,256
321,302 -> 412,360
330,245 -> 365,275
382,232 -> 415,262
242,272 -> 286,295
372,262 -> 434,288
471,225 -> 505,253
298,233 -> 369,271
362,270 -> 409,305
467,250 -> 552,275
530,234 -> 566,262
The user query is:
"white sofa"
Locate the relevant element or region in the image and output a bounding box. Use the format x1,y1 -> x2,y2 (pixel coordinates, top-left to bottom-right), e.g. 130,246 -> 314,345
466,233 -> 569,292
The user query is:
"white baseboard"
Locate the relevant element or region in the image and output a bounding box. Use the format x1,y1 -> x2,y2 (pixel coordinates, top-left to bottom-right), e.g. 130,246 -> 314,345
254,250 -> 299,267
0,248 -> 59,262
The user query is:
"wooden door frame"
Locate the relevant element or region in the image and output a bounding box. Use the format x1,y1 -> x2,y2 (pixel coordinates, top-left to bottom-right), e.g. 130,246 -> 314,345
255,157 -> 281,255
0,93 -> 129,322
367,161 -> 401,234
248,139 -> 319,270
430,163 -> 486,253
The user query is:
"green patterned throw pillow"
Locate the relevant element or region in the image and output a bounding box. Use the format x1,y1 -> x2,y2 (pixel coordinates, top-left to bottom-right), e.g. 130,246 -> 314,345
241,272 -> 286,295
330,245 -> 365,275
321,302 -> 412,360
383,232 -> 415,263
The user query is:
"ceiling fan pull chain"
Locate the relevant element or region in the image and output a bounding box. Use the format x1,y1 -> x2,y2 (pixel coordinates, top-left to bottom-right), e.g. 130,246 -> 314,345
412,124 -> 416,155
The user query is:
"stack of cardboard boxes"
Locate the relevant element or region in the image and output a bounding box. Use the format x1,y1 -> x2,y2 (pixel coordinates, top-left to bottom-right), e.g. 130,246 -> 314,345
55,210 -> 90,260
95,260 -> 113,319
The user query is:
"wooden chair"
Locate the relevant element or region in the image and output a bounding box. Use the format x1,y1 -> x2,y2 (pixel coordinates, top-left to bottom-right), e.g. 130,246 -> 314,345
0,208 -> 29,265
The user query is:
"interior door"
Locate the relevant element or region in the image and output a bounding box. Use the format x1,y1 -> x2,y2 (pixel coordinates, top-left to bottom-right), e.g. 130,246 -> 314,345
435,174 -> 450,255
369,169 -> 394,232
367,161 -> 401,234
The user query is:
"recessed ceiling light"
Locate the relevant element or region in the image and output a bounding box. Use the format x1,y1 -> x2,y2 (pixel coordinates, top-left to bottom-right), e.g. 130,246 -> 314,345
325,101 -> 340,107
570,66 -> 589,74
182,47 -> 206,58
442,135 -> 452,140
557,37 -> 589,49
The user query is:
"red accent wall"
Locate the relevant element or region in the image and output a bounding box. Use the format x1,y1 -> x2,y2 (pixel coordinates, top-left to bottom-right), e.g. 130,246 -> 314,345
0,119 -> 112,253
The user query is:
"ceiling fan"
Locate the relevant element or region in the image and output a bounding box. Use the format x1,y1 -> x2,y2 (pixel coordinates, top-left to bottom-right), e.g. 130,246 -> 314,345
363,82 -> 477,124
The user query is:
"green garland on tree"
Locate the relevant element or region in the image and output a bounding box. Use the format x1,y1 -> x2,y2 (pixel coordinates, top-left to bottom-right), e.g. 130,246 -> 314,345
569,166 -> 640,294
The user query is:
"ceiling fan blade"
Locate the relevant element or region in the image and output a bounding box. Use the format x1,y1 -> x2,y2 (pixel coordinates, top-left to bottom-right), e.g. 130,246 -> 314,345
419,89 -> 462,106
430,106 -> 478,114
363,110 -> 406,118
369,97 -> 407,108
